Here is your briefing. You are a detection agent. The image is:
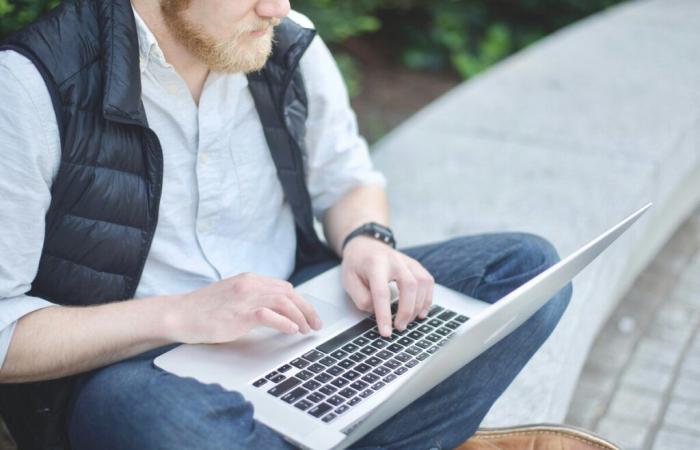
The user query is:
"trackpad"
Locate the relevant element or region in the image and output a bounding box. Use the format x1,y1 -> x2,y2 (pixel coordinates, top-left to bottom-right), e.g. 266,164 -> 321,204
303,293 -> 357,328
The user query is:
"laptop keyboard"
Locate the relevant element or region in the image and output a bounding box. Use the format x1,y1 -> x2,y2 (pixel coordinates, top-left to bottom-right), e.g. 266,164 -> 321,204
251,303 -> 469,424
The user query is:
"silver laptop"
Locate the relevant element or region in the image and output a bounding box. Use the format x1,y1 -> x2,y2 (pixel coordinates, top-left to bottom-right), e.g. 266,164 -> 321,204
155,203 -> 651,450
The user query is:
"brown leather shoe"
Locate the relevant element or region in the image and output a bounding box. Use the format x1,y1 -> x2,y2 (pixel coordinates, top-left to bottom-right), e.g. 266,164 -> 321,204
456,424 -> 621,450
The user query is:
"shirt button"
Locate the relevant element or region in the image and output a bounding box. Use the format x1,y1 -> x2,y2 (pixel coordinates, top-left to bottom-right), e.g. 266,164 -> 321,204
199,152 -> 209,164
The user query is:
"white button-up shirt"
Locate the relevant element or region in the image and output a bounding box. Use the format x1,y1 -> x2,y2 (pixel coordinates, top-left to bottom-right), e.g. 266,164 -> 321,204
0,11 -> 386,367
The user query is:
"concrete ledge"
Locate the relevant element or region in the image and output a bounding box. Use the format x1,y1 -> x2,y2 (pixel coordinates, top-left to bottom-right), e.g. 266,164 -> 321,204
371,0 -> 700,424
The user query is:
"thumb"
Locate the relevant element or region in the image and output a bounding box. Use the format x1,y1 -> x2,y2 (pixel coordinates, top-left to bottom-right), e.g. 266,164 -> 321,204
343,272 -> 373,313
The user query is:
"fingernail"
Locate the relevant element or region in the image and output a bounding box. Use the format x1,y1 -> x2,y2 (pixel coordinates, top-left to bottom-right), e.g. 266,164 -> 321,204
381,324 -> 391,336
420,309 -> 429,318
290,324 -> 299,333
397,321 -> 406,330
314,317 -> 323,329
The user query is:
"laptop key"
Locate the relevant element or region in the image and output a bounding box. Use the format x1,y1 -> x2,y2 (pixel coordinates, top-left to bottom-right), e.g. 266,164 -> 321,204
341,370 -> 361,381
295,370 -> 314,381
302,380 -> 321,390
354,363 -> 372,374
427,305 -> 444,317
341,343 -> 359,353
394,367 -> 408,376
373,366 -> 390,376
330,349 -> 348,360
364,330 -> 380,340
365,356 -> 382,366
384,359 -> 401,370
314,373 -> 333,383
281,387 -> 308,403
294,399 -> 313,411
339,388 -> 357,399
362,373 -> 380,383
327,366 -> 344,376
350,380 -> 368,391
319,356 -> 337,367
393,353 -> 410,363
308,363 -> 326,374
306,392 -> 325,403
435,327 -> 451,337
438,339 -> 449,346
407,330 -> 424,340
302,350 -> 325,362
407,321 -> 419,329
347,397 -> 362,407
319,385 -> 337,395
387,343 -> 404,353
371,381 -> 385,391
267,377 -> 301,397
321,412 -> 337,423
416,352 -> 430,361
437,310 -> 457,321
383,373 -> 397,383
417,325 -> 433,334
265,371 -> 279,380
427,346 -> 439,354
359,389 -> 374,398
425,334 -> 441,343
405,346 -> 422,356
335,404 -> 350,415
397,337 -> 413,347
360,346 -> 378,356
308,402 -> 333,418
427,319 -> 443,328
376,350 -> 393,360
353,336 -> 370,346
455,314 -> 469,323
253,378 -> 267,387
290,358 -> 310,369
349,352 -> 367,362
270,374 -> 286,383
416,339 -> 432,349
331,378 -> 349,388
277,364 -> 292,373
406,359 -> 420,368
327,395 -> 344,406
445,320 -> 461,330
371,339 -> 388,349
337,359 -> 355,369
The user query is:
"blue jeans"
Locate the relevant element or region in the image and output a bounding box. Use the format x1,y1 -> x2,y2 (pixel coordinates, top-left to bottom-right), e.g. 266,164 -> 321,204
67,233 -> 572,450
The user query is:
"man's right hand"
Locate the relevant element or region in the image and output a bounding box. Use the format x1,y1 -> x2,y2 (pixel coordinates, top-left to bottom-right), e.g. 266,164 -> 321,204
166,272 -> 323,344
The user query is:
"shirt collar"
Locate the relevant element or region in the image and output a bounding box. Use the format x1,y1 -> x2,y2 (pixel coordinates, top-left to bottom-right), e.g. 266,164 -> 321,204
132,6 -> 169,73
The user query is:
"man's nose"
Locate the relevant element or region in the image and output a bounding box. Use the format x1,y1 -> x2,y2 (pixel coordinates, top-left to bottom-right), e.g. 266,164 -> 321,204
255,0 -> 290,19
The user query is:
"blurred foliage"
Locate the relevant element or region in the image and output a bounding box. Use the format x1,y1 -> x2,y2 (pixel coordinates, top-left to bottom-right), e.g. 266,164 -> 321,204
1,0 -> 621,91
294,0 -> 622,80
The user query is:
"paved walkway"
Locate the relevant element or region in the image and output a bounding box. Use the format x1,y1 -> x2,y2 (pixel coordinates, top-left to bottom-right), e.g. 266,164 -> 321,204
566,207 -> 700,449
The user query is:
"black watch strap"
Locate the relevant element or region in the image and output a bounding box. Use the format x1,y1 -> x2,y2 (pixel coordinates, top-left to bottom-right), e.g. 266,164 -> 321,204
341,222 -> 396,252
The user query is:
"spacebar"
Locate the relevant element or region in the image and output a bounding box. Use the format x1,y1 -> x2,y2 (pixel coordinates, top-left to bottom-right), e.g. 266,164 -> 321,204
316,319 -> 375,354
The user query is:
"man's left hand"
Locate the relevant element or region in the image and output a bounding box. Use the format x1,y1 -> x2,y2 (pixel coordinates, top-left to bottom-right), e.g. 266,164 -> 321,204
341,236 -> 434,337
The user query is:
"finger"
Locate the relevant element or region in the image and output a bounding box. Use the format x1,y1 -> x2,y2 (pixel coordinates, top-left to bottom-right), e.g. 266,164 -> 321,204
393,264 -> 417,331
344,273 -> 374,313
287,289 -> 324,331
406,258 -> 433,320
249,307 -> 299,334
261,294 -> 311,334
368,266 -> 393,337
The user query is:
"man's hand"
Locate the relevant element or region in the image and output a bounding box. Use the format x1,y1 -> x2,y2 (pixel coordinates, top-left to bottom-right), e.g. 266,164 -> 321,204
166,273 -> 323,344
341,236 -> 434,337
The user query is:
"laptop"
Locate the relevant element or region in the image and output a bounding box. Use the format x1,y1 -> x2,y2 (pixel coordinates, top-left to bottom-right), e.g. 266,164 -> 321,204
154,203 -> 651,450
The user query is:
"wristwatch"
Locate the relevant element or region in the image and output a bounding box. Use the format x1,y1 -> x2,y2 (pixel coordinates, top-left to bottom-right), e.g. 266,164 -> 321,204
341,222 -> 396,252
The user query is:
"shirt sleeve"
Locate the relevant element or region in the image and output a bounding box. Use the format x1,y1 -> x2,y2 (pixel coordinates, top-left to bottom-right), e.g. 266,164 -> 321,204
0,50 -> 60,369
300,34 -> 387,222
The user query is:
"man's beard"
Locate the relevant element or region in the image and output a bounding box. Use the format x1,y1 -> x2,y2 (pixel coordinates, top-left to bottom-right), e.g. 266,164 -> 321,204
160,0 -> 280,73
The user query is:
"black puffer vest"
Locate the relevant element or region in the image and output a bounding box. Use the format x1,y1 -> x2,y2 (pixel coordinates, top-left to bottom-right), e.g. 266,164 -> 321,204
0,1 -> 335,448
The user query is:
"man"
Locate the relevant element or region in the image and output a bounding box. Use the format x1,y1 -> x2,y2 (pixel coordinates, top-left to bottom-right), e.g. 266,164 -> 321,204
0,0 -> 571,449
